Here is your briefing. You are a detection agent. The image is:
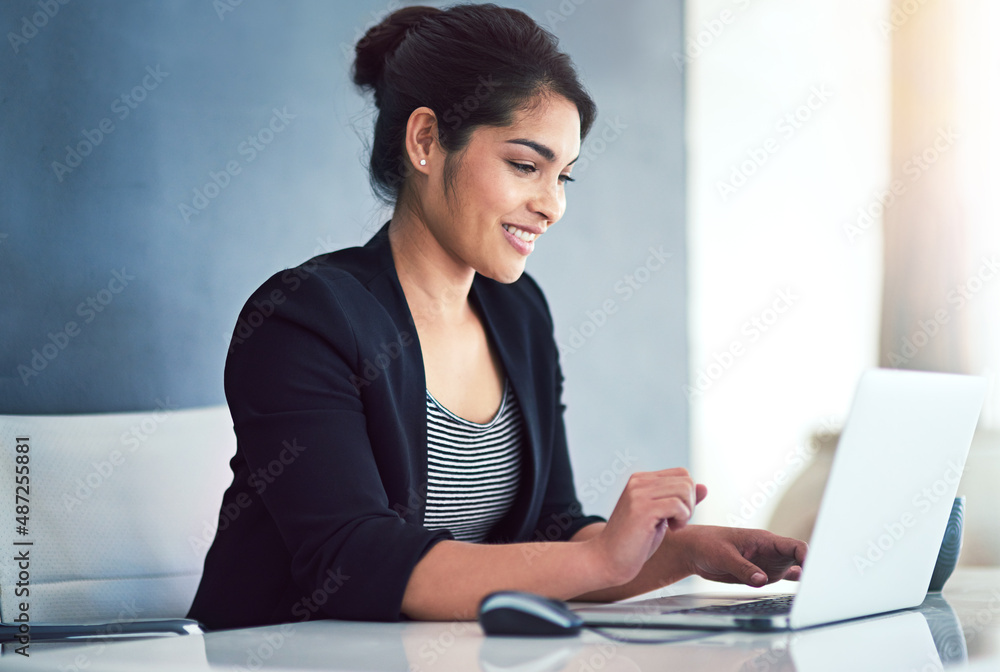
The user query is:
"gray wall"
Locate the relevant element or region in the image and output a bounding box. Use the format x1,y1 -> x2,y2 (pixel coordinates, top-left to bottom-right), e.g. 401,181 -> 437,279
0,0 -> 686,517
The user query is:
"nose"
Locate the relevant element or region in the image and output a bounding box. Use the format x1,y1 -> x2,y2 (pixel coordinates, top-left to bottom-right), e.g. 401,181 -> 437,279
529,178 -> 565,227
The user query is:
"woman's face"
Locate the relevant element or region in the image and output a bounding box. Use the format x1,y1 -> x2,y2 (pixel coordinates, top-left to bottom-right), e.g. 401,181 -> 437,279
422,94 -> 582,284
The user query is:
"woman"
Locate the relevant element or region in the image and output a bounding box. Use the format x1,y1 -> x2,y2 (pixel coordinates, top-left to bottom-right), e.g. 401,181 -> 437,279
188,3 -> 806,630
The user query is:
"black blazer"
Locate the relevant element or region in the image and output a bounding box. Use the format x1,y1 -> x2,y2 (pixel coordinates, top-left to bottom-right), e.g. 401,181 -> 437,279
187,221 -> 605,630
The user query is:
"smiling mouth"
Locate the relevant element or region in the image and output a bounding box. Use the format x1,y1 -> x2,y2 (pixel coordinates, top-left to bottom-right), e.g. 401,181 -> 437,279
502,223 -> 538,242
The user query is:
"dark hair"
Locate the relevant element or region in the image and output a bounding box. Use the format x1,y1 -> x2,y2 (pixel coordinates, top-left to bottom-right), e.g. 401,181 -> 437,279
352,3 -> 597,205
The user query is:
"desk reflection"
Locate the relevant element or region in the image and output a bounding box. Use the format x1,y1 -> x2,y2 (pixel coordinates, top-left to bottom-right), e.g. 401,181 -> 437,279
923,593 -> 969,665
736,610 -> 940,672
1,587 -> 983,671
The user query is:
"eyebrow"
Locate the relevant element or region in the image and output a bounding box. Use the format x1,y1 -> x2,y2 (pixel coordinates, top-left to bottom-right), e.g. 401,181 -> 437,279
505,139 -> 579,166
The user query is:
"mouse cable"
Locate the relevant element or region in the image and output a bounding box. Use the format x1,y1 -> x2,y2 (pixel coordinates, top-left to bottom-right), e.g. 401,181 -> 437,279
585,625 -> 718,645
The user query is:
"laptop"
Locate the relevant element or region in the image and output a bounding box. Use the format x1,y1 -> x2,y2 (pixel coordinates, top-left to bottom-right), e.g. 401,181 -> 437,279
573,368 -> 987,631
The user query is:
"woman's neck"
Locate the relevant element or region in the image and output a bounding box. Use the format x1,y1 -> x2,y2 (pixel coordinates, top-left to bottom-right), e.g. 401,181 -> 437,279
388,210 -> 477,332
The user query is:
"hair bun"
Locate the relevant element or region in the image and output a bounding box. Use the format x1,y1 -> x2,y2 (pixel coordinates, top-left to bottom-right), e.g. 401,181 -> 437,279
352,6 -> 442,92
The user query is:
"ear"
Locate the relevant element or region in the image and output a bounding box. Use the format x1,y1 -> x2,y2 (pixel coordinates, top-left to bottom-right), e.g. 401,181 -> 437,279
403,106 -> 439,175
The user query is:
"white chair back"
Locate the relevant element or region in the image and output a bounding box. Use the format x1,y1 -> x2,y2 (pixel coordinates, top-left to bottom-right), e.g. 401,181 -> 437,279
0,405 -> 235,624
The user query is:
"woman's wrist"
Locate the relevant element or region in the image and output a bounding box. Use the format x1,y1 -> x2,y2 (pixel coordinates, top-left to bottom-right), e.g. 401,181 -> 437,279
569,522 -> 634,588
578,522 -> 703,589
567,526 -> 697,602
649,525 -> 699,584
575,534 -> 626,589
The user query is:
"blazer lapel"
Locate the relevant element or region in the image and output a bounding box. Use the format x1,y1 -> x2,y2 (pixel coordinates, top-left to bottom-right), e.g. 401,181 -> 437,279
361,223 -> 431,522
469,278 -> 543,543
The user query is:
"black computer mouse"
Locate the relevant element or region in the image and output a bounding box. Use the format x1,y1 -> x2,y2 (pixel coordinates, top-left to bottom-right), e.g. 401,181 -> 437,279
478,591 -> 584,637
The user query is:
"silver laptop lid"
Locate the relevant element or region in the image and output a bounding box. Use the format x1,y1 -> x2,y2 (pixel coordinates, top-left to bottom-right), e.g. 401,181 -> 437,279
790,369 -> 986,629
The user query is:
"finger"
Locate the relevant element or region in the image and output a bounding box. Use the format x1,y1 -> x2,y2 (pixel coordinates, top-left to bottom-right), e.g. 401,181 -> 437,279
730,556 -> 768,587
625,472 -> 694,501
621,474 -> 690,508
648,482 -> 697,507
645,492 -> 696,526
783,565 -> 803,581
629,476 -> 700,528
657,499 -> 692,531
695,483 -> 708,504
645,475 -> 697,502
650,467 -> 692,479
771,535 -> 808,566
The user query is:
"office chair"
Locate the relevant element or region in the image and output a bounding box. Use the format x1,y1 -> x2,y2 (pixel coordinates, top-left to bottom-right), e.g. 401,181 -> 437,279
0,405 -> 236,641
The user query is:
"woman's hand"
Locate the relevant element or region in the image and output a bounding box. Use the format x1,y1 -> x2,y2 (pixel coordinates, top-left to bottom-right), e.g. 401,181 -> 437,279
668,525 -> 807,587
587,468 -> 708,586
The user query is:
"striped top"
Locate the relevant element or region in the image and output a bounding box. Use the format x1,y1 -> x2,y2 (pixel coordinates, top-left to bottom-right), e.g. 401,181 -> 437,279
422,378 -> 524,542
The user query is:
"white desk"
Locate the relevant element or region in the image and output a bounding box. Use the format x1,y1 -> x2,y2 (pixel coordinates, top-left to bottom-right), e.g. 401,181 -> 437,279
5,567 -> 1000,671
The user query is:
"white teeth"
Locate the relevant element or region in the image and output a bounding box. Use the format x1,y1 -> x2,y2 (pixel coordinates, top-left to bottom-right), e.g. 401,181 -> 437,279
503,224 -> 537,242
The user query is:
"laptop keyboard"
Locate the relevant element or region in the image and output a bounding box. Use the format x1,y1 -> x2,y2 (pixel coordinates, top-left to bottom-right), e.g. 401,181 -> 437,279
673,594 -> 795,616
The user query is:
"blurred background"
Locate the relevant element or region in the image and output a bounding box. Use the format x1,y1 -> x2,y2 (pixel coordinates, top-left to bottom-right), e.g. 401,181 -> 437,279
685,0 -> 1000,561
0,0 -> 687,524
2,1 -> 998,560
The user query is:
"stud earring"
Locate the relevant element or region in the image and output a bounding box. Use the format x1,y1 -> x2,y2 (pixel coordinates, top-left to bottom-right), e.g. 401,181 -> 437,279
419,159 -> 426,166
